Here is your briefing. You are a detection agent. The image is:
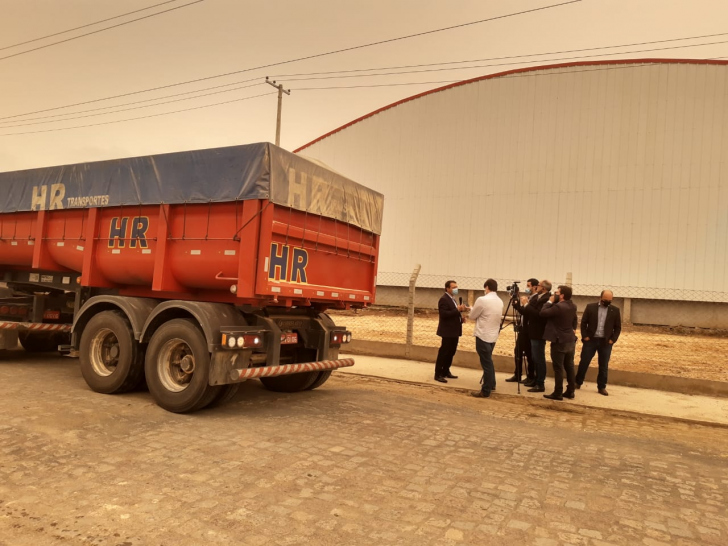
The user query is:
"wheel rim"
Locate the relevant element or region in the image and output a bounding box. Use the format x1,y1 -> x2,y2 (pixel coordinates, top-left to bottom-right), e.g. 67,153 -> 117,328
157,338 -> 195,393
89,328 -> 120,377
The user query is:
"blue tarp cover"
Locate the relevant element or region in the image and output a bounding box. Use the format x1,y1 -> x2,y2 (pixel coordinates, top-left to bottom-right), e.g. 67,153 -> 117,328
0,142 -> 383,234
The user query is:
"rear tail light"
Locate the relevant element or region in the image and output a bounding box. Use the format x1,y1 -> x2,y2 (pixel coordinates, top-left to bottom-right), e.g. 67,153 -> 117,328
330,331 -> 352,346
221,332 -> 265,349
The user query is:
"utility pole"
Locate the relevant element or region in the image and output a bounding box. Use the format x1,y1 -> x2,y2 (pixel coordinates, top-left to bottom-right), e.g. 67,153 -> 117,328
265,77 -> 290,147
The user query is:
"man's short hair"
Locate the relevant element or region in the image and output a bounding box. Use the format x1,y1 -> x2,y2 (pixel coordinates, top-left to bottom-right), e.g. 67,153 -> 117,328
484,278 -> 498,292
445,280 -> 456,289
559,285 -> 573,300
600,289 -> 613,298
540,280 -> 552,291
527,278 -> 539,287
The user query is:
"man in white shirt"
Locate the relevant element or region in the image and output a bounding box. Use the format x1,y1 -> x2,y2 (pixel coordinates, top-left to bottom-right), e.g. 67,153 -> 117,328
468,279 -> 504,398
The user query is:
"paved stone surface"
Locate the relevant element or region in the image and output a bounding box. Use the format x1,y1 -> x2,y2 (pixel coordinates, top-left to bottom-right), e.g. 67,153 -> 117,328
1,350 -> 728,545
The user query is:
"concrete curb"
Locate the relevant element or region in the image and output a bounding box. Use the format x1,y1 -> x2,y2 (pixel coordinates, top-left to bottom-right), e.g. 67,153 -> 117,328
340,370 -> 728,430
346,339 -> 728,398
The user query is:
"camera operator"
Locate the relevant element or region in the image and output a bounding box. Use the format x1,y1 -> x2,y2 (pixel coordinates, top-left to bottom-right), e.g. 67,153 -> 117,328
513,279 -> 552,392
540,285 -> 578,401
505,278 -> 539,385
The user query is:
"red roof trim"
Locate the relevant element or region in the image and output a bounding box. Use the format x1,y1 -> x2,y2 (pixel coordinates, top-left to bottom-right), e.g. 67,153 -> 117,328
294,58 -> 728,153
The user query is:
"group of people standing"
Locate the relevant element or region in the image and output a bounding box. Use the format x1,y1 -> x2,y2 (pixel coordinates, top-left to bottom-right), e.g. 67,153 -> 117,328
434,279 -> 622,401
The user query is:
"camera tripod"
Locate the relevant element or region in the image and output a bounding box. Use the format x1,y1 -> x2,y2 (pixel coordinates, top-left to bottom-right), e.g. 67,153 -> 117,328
500,294 -> 529,395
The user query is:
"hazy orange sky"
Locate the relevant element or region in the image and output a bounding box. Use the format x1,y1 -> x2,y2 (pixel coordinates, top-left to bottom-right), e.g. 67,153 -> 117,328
1,0 -> 727,171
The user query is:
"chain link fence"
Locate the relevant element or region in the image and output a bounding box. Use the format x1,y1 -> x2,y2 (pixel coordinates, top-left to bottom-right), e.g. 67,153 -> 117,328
331,269 -> 728,383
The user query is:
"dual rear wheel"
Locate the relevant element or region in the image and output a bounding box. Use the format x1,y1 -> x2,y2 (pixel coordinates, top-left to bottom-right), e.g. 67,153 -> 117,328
79,312 -> 331,412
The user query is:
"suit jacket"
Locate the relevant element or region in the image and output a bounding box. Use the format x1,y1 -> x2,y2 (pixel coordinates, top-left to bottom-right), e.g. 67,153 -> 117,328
540,299 -> 578,344
580,302 -> 621,343
436,293 -> 463,338
513,292 -> 550,340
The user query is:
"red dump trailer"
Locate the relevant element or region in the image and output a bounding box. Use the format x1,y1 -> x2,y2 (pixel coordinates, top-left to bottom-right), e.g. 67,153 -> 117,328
0,143 -> 383,412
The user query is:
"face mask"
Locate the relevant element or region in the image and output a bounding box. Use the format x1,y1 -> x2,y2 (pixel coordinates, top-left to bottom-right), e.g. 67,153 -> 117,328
601,300 -> 611,307
525,288 -> 532,295
451,288 -> 459,296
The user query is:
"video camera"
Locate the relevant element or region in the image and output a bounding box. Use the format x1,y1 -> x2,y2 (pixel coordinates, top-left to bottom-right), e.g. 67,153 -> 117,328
506,281 -> 520,300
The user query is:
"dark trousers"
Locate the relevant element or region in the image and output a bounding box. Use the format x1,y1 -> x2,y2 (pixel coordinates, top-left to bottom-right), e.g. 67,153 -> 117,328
550,341 -> 576,395
475,337 -> 496,394
435,336 -> 459,377
514,330 -> 534,379
531,339 -> 547,387
576,338 -> 613,389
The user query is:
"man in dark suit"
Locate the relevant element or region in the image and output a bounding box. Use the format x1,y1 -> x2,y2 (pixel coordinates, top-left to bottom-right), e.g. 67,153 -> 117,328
435,280 -> 468,383
513,279 -> 552,392
540,285 -> 578,401
506,278 -> 539,384
576,290 -> 621,396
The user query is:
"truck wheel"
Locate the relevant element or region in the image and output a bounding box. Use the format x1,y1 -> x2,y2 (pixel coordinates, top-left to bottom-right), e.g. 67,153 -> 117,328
260,371 -> 319,393
18,331 -> 69,353
79,311 -> 145,394
306,371 -> 332,390
207,384 -> 240,408
145,319 -> 221,413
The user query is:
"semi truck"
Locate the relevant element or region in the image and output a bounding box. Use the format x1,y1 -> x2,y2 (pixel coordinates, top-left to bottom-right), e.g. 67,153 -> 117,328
0,143 -> 382,412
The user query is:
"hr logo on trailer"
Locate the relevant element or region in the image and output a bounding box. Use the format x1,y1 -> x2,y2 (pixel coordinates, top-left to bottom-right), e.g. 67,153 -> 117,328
108,217 -> 150,248
268,243 -> 308,284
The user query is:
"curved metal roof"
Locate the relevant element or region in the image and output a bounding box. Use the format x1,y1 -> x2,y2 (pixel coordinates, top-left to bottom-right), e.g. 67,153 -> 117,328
295,58 -> 728,153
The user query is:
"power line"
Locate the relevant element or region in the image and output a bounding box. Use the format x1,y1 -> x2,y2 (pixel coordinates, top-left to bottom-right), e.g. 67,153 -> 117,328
0,83 -> 263,128
278,39 -> 728,84
0,0 -> 582,120
0,0 -> 182,52
2,56 -> 727,137
0,0 -> 206,63
3,35 -> 727,127
269,31 -> 728,79
0,56 -> 728,136
292,56 -> 728,91
0,77 -> 261,124
0,92 -> 275,136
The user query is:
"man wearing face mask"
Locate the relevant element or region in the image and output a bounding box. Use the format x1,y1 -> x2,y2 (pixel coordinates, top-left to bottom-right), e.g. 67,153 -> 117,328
540,285 -> 578,401
434,280 -> 468,383
505,278 -> 539,384
513,279 -> 552,392
575,290 -> 621,396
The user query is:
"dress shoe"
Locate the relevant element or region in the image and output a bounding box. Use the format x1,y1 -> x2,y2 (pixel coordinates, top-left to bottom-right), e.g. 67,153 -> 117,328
471,391 -> 490,398
575,383 -> 581,389
527,386 -> 545,393
563,391 -> 575,399
543,393 -> 563,401
434,376 -> 448,383
505,375 -> 519,383
523,379 -> 536,387
598,388 -> 609,396
445,373 -> 458,379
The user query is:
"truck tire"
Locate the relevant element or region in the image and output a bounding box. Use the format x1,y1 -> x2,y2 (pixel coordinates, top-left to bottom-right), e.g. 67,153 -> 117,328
79,311 -> 145,394
306,371 -> 332,390
145,319 -> 221,413
18,331 -> 69,353
207,384 -> 240,408
260,371 -> 319,393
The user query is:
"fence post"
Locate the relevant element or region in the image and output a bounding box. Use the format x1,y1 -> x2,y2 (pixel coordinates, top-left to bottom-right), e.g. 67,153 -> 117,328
623,297 -> 632,324
405,264 -> 421,357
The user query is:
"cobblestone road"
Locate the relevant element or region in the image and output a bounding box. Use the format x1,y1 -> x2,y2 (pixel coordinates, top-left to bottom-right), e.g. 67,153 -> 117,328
1,350 -> 727,546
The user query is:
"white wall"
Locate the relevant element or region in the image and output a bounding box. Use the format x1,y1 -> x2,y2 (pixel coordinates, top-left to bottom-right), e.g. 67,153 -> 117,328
300,62 -> 728,300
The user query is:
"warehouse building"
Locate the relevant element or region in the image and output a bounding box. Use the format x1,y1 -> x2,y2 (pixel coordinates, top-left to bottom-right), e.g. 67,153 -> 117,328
296,59 -> 728,328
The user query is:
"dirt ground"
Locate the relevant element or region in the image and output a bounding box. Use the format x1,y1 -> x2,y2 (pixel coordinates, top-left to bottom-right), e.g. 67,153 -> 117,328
330,308 -> 728,383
